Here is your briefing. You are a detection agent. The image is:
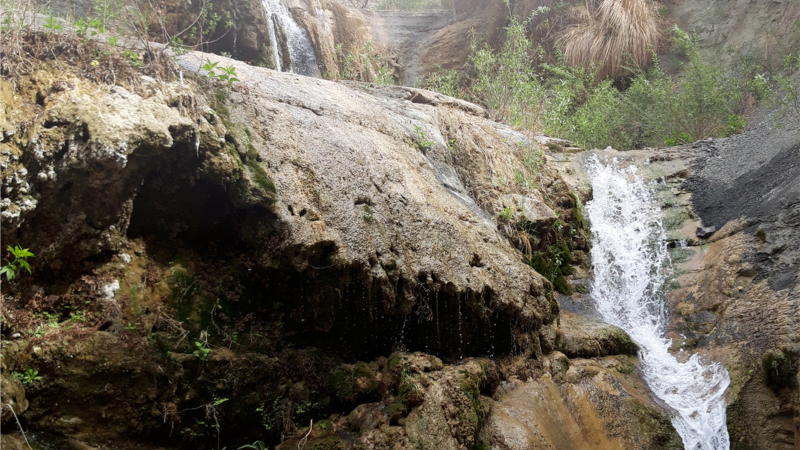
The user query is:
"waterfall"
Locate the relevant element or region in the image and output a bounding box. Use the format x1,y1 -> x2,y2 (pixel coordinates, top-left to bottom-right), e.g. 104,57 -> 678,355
585,155 -> 731,450
261,0 -> 320,77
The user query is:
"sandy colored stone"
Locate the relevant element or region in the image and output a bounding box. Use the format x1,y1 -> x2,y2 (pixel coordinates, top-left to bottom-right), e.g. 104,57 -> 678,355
481,356 -> 680,450
557,311 -> 638,358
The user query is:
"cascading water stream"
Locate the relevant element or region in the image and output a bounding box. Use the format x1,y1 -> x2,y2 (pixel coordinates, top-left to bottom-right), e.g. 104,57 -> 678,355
260,0 -> 319,76
585,155 -> 731,450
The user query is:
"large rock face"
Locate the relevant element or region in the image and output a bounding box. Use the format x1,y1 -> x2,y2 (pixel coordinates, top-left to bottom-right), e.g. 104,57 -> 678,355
170,52 -> 566,357
0,49 -> 670,449
363,8 -> 456,86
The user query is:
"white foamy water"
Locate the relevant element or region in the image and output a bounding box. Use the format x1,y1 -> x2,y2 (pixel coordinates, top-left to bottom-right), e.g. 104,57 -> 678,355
261,0 -> 320,77
585,155 -> 730,450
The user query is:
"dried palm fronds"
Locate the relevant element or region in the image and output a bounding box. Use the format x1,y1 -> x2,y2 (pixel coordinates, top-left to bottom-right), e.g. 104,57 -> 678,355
562,0 -> 661,80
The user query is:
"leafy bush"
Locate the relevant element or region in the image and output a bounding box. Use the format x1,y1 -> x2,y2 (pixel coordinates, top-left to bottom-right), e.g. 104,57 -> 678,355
423,66 -> 461,97
617,28 -> 766,146
201,59 -> 239,86
414,126 -> 434,153
193,340 -> 211,360
424,12 -> 777,150
334,41 -> 395,84
566,79 -> 632,150
466,17 -> 544,127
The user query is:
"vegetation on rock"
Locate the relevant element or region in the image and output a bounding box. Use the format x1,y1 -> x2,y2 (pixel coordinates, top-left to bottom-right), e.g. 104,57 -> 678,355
423,7 -> 797,150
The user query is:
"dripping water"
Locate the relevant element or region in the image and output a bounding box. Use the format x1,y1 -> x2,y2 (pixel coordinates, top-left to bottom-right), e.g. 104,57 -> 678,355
457,293 -> 463,360
586,155 -> 730,450
400,310 -> 409,344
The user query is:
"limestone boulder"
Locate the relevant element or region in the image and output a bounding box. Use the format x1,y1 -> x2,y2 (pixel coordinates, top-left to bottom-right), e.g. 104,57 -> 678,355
556,311 -> 638,358
481,355 -> 681,450
500,194 -> 558,228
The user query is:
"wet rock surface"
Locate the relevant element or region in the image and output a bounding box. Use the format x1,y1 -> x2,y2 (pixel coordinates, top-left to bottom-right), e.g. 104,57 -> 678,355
681,121 -> 800,450
364,8 -> 456,86
482,354 -> 681,450
559,136 -> 800,450
556,311 -> 638,359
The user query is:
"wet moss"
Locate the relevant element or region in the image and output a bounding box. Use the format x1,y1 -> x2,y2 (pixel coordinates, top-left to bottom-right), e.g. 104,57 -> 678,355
245,144 -> 277,199
615,358 -> 635,374
625,397 -> 683,449
459,369 -> 487,445
762,347 -> 799,393
544,295 -> 560,325
569,192 -> 587,230
329,361 -> 379,401
553,274 -> 573,295
307,436 -> 345,450
208,88 -> 276,203
529,240 -> 574,295
669,247 -> 696,264
470,441 -> 491,450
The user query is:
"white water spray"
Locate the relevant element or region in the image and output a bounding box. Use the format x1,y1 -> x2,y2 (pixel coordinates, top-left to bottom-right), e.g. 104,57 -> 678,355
585,155 -> 730,450
261,0 -> 319,76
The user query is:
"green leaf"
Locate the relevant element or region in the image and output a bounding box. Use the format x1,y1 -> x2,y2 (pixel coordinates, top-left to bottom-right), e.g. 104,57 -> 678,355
1,265 -> 16,281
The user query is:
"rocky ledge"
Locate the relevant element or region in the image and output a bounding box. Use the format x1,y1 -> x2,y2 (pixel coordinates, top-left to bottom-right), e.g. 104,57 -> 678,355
0,48 -> 677,449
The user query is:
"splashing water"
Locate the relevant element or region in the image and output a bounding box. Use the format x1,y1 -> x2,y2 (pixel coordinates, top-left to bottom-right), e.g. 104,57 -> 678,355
585,155 -> 730,450
261,0 -> 319,76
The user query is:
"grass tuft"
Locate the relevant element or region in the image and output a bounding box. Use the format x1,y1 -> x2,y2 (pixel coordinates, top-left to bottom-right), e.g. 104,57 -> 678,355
562,0 -> 662,80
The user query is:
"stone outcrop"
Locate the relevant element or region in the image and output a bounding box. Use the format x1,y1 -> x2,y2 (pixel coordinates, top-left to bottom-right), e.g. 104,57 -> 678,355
363,8 -> 456,86
556,311 -> 638,359
169,51 -> 568,351
290,0 -> 380,79
0,36 -> 687,449
482,354 -> 681,450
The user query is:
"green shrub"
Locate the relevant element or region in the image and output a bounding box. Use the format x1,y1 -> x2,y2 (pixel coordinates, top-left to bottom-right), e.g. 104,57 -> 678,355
563,79 -> 632,150
201,59 -> 239,86
423,12 -> 776,149
335,41 -> 395,84
1,245 -> 34,281
467,17 -> 544,127
414,126 -> 434,153
193,340 -> 211,361
424,65 -> 461,97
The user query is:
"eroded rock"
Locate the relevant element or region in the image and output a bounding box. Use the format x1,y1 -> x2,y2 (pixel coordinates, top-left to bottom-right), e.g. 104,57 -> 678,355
556,311 -> 637,358
482,356 -> 681,450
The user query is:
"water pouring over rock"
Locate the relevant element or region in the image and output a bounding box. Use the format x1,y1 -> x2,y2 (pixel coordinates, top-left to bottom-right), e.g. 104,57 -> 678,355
586,155 -> 731,450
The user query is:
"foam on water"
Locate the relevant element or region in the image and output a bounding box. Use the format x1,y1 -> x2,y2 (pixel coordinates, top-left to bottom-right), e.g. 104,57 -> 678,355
261,0 -> 319,77
585,155 -> 730,450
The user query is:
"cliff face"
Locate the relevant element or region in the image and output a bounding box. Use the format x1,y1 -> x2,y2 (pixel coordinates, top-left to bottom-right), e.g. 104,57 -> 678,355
0,47 -> 681,449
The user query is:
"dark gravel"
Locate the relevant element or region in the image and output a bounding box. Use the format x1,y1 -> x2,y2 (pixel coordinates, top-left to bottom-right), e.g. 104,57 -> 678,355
685,118 -> 800,227
684,116 -> 800,291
